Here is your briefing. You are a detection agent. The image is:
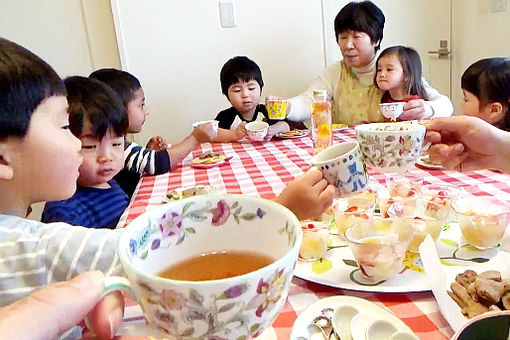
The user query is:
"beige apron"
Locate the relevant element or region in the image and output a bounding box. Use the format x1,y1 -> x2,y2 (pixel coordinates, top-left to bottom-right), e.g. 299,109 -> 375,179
333,61 -> 384,125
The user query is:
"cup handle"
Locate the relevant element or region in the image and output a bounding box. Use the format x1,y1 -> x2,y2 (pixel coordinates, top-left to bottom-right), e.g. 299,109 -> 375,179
84,276 -> 163,337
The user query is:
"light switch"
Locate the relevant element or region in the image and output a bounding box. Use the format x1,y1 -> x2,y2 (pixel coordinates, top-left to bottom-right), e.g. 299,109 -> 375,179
490,0 -> 507,12
219,0 -> 236,28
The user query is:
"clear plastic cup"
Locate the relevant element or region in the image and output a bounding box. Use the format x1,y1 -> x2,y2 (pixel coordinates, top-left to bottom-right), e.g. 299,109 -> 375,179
453,196 -> 510,249
344,217 -> 412,282
421,184 -> 465,220
299,220 -> 330,261
333,197 -> 375,240
388,198 -> 450,252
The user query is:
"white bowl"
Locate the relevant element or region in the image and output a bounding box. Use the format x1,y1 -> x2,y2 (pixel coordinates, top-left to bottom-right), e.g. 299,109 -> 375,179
379,102 -> 405,119
245,121 -> 269,141
355,122 -> 426,173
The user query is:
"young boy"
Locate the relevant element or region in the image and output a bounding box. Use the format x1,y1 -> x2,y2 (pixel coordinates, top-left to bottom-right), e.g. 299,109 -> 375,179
213,56 -> 291,142
90,68 -> 215,197
41,76 -> 129,228
0,36 -> 333,311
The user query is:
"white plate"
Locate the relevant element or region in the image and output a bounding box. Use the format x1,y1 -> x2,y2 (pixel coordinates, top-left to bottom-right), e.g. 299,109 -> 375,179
416,155 -> 444,170
293,221 -> 501,293
289,296 -> 414,340
276,130 -> 309,139
332,124 -> 348,132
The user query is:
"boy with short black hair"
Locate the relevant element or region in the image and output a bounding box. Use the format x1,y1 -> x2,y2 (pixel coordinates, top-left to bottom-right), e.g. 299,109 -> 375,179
213,56 -> 292,142
90,68 -> 215,197
42,76 -> 129,228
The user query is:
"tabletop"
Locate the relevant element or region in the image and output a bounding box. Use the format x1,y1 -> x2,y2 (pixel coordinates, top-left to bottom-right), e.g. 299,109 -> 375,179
117,128 -> 510,339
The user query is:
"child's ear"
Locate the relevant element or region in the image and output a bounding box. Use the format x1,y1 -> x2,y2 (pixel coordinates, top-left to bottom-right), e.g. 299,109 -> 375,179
0,143 -> 14,180
488,102 -> 505,123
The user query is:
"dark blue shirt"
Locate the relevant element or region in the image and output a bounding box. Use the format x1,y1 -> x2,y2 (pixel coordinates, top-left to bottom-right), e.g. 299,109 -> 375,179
42,180 -> 129,229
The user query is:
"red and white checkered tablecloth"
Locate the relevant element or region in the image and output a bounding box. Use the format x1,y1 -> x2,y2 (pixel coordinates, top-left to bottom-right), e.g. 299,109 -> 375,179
117,128 -> 510,340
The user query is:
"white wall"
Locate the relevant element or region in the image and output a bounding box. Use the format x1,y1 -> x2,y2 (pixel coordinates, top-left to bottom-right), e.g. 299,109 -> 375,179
111,0 -> 325,143
451,0 -> 510,113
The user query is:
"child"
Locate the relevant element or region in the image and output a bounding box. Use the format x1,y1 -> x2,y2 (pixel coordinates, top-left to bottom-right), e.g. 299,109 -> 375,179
460,57 -> 510,131
375,46 -> 428,104
213,56 -> 291,142
41,76 -> 129,228
0,36 -> 334,309
90,68 -> 216,197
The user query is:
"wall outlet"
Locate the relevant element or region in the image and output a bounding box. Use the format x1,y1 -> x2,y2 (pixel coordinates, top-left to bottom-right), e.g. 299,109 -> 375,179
219,0 -> 236,28
490,0 -> 507,12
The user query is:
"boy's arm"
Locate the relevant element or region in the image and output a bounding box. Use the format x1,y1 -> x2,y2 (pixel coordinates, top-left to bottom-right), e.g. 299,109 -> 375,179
166,124 -> 215,170
213,124 -> 246,143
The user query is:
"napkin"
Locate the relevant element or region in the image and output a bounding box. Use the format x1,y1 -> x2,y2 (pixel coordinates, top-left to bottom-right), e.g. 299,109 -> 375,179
419,235 -> 510,332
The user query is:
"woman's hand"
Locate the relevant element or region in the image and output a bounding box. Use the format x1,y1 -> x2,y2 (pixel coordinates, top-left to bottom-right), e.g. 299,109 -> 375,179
0,271 -> 125,339
400,99 -> 433,120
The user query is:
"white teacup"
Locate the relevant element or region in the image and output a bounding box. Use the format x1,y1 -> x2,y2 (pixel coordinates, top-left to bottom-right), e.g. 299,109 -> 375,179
355,122 -> 426,173
102,194 -> 301,338
245,121 -> 269,141
311,141 -> 369,196
379,102 -> 405,119
192,119 -> 219,135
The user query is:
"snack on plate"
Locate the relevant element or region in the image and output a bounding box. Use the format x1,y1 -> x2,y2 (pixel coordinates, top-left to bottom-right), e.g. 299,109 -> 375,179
278,129 -> 307,138
191,151 -> 227,165
166,185 -> 219,201
331,123 -> 348,130
448,269 -> 510,318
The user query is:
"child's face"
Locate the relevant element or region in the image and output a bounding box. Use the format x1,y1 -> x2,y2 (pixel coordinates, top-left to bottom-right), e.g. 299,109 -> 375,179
227,80 -> 262,116
4,96 -> 83,203
461,89 -> 503,125
77,121 -> 125,189
338,30 -> 377,68
376,54 -> 404,92
126,88 -> 149,133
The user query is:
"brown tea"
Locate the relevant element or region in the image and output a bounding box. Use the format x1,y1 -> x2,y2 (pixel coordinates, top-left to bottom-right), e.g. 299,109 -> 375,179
157,250 -> 275,281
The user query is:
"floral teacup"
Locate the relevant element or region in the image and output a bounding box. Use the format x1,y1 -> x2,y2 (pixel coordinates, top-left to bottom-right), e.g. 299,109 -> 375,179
102,194 -> 301,338
311,141 -> 369,196
355,122 -> 426,173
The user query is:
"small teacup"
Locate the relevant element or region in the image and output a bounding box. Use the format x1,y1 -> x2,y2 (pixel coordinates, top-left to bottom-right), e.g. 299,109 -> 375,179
100,194 -> 301,338
355,122 -> 426,173
245,121 -> 269,141
266,99 -> 288,120
311,141 -> 369,197
192,119 -> 219,135
379,102 -> 405,120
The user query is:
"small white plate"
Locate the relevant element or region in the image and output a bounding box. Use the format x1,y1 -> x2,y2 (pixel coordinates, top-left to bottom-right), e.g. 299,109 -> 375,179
332,123 -> 348,132
276,129 -> 309,139
416,155 -> 444,170
289,296 -> 415,340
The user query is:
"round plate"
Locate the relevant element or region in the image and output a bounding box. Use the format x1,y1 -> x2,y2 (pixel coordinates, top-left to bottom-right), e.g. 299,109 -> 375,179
190,152 -> 231,169
163,185 -> 222,202
276,129 -> 309,139
416,155 -> 444,170
293,221 -> 501,293
290,296 -> 414,340
332,123 -> 348,131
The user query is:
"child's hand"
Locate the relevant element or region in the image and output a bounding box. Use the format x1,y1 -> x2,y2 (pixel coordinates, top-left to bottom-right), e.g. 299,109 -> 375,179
400,99 -> 433,120
234,122 -> 247,140
146,136 -> 167,151
264,125 -> 278,141
275,168 -> 335,221
192,123 -> 216,143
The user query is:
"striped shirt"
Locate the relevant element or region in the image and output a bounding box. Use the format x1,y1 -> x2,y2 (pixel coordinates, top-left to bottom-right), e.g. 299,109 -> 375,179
0,214 -> 122,307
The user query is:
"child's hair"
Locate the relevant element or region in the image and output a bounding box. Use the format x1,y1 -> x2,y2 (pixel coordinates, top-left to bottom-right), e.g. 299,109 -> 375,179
0,37 -> 66,139
89,68 -> 141,109
220,56 -> 264,98
65,76 -> 128,140
376,46 -> 428,100
462,58 -> 510,130
334,1 -> 385,52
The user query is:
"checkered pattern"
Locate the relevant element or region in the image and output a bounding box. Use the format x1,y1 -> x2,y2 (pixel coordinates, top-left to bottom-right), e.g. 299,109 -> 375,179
117,128 -> 510,339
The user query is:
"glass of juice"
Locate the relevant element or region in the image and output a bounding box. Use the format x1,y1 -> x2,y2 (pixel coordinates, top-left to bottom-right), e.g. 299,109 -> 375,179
311,90 -> 332,154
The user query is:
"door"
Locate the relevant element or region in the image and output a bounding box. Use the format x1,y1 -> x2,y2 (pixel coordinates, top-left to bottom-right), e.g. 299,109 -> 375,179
322,0 -> 452,98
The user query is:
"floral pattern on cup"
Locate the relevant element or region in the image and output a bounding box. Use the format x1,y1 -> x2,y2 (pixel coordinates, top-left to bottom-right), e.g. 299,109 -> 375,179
266,100 -> 288,120
379,102 -> 405,119
355,122 -> 426,173
137,267 -> 289,339
245,121 -> 269,141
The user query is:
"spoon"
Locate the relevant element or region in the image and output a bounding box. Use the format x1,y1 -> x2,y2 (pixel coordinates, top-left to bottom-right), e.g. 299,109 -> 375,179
307,322 -> 328,340
366,319 -> 398,340
332,305 -> 360,340
390,331 -> 419,340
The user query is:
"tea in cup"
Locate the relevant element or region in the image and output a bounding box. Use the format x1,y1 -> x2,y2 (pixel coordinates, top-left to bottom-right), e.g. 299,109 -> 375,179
266,99 -> 288,120
102,194 -> 301,338
311,141 -> 369,197
245,121 -> 269,141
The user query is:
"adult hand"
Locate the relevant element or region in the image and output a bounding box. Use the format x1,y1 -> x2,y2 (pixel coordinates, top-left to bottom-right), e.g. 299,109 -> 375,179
275,167 -> 335,221
192,123 -> 216,143
0,271 -> 125,339
421,116 -> 510,172
146,136 -> 167,151
400,99 -> 433,121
